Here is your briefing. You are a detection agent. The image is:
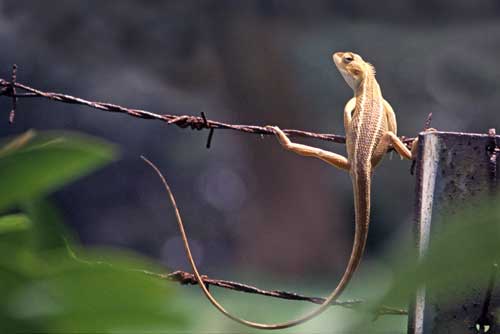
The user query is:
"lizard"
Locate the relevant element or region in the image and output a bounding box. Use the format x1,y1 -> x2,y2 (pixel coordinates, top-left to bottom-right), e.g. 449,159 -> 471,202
145,51 -> 419,330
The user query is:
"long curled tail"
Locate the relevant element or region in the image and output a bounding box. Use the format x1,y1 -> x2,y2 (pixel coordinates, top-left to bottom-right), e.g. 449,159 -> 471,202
142,156 -> 368,330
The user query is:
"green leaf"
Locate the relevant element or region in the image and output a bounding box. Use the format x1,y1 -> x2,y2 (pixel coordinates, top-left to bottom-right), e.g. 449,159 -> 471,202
0,214 -> 31,234
0,214 -> 33,261
0,246 -> 189,332
0,130 -> 190,332
43,260 -> 187,331
0,131 -> 117,211
363,195 -> 500,319
407,202 -> 497,293
329,197 -> 500,333
22,198 -> 71,251
0,129 -> 36,156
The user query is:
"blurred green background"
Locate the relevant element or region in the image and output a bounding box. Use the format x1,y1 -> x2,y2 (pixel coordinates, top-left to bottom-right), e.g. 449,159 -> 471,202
1,1 -> 500,332
1,131 -> 499,332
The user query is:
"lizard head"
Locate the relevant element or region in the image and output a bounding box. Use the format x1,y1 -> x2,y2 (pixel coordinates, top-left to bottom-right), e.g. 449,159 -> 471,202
333,52 -> 375,90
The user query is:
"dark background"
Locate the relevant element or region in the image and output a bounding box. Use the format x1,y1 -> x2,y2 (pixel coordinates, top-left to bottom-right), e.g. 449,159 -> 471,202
1,0 -> 499,283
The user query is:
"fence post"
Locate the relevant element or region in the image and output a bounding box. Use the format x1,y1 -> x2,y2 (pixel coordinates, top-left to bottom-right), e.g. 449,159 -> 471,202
407,130 -> 500,334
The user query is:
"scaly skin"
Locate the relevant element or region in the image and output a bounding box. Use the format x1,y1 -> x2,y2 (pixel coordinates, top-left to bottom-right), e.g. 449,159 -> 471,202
157,52 -> 416,330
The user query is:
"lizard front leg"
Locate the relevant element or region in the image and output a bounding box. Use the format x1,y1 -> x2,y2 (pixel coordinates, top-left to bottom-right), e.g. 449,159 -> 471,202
377,129 -> 439,161
377,131 -> 413,160
266,126 -> 350,171
377,100 -> 426,161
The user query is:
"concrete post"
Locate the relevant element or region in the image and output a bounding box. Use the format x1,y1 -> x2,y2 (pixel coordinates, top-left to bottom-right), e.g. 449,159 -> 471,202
408,131 -> 500,333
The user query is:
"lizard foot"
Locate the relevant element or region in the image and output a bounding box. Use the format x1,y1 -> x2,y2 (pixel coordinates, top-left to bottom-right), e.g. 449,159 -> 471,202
265,125 -> 291,147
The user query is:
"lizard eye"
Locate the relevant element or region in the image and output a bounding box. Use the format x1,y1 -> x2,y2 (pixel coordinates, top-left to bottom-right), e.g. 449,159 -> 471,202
343,55 -> 354,63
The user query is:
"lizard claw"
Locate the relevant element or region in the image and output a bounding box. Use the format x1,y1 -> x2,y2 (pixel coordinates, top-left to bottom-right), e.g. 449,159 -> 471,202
265,125 -> 290,146
265,125 -> 278,132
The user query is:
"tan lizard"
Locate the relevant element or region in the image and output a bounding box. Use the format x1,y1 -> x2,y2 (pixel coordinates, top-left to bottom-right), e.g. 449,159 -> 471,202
146,52 -> 418,329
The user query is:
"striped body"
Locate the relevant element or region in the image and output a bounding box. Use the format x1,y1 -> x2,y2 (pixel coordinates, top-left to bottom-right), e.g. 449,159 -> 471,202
347,74 -> 387,173
342,72 -> 389,293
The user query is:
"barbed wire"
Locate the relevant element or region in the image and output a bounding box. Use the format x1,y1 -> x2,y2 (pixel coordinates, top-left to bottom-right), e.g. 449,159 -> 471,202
164,270 -> 407,318
0,67 -> 417,149
5,67 -> 410,320
66,239 -> 406,317
68,239 -> 407,318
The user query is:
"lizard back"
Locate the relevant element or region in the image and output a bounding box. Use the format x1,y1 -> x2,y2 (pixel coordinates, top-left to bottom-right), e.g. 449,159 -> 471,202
347,73 -> 386,175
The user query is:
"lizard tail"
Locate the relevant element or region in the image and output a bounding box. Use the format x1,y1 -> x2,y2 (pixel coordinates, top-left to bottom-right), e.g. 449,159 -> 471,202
143,156 -> 370,330
331,169 -> 371,297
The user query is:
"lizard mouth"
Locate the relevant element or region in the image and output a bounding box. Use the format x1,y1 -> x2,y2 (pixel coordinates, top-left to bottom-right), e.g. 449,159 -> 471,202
332,52 -> 344,66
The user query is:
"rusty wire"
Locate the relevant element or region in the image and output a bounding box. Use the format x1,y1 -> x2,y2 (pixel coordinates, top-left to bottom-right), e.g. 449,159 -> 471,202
0,73 -> 416,148
67,240 -> 407,317
165,270 -> 358,307
164,270 -> 407,317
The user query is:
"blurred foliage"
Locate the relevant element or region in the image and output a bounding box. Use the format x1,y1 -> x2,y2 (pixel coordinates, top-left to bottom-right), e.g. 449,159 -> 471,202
349,196 -> 500,332
313,196 -> 500,332
380,197 -> 500,306
0,129 -> 116,211
1,129 -> 499,332
0,130 -> 189,333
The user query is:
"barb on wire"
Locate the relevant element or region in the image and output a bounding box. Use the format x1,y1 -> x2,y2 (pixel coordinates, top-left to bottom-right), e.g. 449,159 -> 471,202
0,74 -> 417,148
424,112 -> 433,131
200,111 -> 215,148
2,65 -> 18,124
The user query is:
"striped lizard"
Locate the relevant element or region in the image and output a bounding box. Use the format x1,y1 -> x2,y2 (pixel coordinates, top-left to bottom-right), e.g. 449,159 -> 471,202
148,52 -> 419,329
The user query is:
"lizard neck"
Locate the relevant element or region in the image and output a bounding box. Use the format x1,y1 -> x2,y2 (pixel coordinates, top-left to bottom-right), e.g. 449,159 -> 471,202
353,71 -> 380,102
